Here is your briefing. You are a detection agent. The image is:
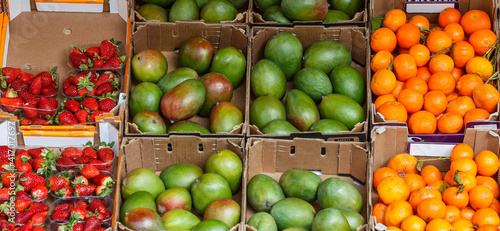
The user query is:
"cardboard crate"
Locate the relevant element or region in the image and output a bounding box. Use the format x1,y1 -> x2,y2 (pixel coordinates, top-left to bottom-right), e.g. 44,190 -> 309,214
114,136 -> 245,231
125,22 -> 249,137
369,0 -> 500,133
247,26 -> 369,142
249,0 -> 367,25
133,0 -> 249,23
0,0 -> 130,131
243,138 -> 369,231
369,126 -> 500,230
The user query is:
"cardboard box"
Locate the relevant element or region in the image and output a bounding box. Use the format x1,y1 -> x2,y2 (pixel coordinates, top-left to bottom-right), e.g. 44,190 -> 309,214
114,136 -> 245,231
133,0 -> 248,23
369,126 -> 500,230
247,26 -> 369,142
369,0 -> 500,133
249,0 -> 367,25
125,22 -> 249,137
243,138 -> 369,231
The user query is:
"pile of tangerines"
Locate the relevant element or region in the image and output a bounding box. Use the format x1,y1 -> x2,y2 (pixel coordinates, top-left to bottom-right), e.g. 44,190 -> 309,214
372,143 -> 500,230
370,8 -> 500,134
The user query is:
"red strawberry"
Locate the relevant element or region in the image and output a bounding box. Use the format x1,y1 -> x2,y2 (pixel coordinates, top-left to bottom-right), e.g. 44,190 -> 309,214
19,72 -> 35,84
37,67 -> 57,86
89,160 -> 105,170
0,97 -> 23,112
31,211 -> 48,225
15,199 -> 32,212
29,76 -> 43,95
78,87 -> 96,97
88,199 -> 106,215
55,186 -> 74,198
32,117 -> 50,125
82,147 -> 97,160
65,99 -> 81,113
28,147 -> 43,158
52,209 -> 71,221
95,185 -> 112,197
70,52 -> 91,69
86,47 -> 100,58
62,147 -> 82,159
41,85 -> 57,96
70,73 -> 86,85
82,98 -> 99,111
63,78 -> 72,89
38,97 -> 57,119
98,98 -> 116,112
23,104 -> 38,119
83,71 -> 98,83
50,176 -> 70,191
75,109 -> 90,124
89,110 -> 104,122
57,111 -> 79,125
83,215 -> 101,231
0,146 -> 11,162
16,191 -> 31,200
56,157 -> 76,171
104,211 -> 112,220
0,222 -> 15,231
29,202 -> 50,213
32,157 -> 55,175
2,172 -> 16,186
65,85 -> 78,97
100,39 -> 120,61
0,161 -> 10,171
103,56 -> 123,69
11,79 -> 29,91
81,165 -> 99,179
94,72 -> 114,87
92,57 -> 104,69
31,185 -> 48,200
75,156 -> 91,164
91,174 -> 114,187
19,172 -> 46,191
72,175 -> 89,185
75,184 -> 96,197
15,209 -> 36,225
1,67 -> 21,87
0,188 -> 9,201
54,203 -> 70,212
18,91 -> 39,106
73,223 -> 84,231
95,82 -> 114,96
71,46 -> 85,55
32,225 -> 45,231
20,117 -> 32,125
97,148 -> 114,164
15,156 -> 33,172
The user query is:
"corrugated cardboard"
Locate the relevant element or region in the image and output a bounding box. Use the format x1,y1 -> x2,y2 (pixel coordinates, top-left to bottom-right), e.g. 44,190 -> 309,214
249,0 -> 367,25
244,138 -> 369,231
247,26 -> 369,142
369,0 -> 500,132
124,22 -> 249,137
115,136 -> 245,231
369,126 -> 500,230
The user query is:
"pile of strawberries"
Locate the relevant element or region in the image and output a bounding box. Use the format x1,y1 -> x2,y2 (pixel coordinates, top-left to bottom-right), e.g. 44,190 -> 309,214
55,142 -> 114,171
62,70 -> 120,98
49,170 -> 114,198
16,172 -> 49,201
0,146 -> 56,176
0,67 -> 58,96
52,198 -> 111,231
69,39 -> 125,70
57,96 -> 117,125
0,200 -> 49,231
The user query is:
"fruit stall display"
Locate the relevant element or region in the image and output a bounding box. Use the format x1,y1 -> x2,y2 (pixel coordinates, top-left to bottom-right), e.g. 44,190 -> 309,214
370,126 -> 500,230
125,22 -> 248,136
247,26 -> 368,141
133,0 -> 248,23
370,3 -> 500,134
244,138 -> 368,231
251,0 -> 365,25
115,137 -> 245,230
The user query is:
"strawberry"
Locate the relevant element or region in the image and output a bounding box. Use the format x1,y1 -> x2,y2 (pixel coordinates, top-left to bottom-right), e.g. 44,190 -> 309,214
28,147 -> 43,158
32,157 -> 56,175
16,149 -> 30,158
83,71 -> 98,83
31,211 -> 47,224
15,156 -> 33,172
77,76 -> 95,91
23,104 -> 38,119
75,156 -> 91,164
65,99 -> 81,113
37,67 -> 57,86
71,206 -> 89,220
50,176 -> 70,191
98,97 -> 116,112
56,157 -> 76,171
75,109 -> 90,124
0,146 -> 11,162
95,82 -> 114,96
74,223 -> 84,231
70,73 -> 86,85
75,184 -> 96,197
33,225 -> 45,231
89,110 -> 104,122
0,97 -> 23,112
15,209 -> 36,225
81,165 -> 99,179
91,174 -> 114,187
89,160 -> 105,170
19,72 -> 35,84
94,72 -> 114,86
55,186 -> 74,198
31,185 -> 48,200
71,46 -> 85,55
10,79 -> 29,91
82,146 -> 97,160
0,67 -> 21,88
0,188 -> 9,201
38,97 -> 57,119
29,76 -> 43,95
20,118 -> 32,125
29,202 -> 49,213
92,57 -> 104,69
87,199 -> 106,215
0,161 -> 11,171
19,172 -> 46,191
83,215 -> 101,231
95,185 -> 111,197
65,85 -> 78,97
86,47 -> 100,58
1,172 -> 16,186
0,221 -> 15,231
16,191 -> 31,200
70,52 -> 91,69
78,87 -> 96,97
72,175 -> 89,185
32,117 -> 50,125
97,148 -> 114,164
54,203 -> 70,212
100,39 -> 121,61
41,85 -> 57,96
52,209 -> 71,221
63,78 -> 72,89
81,98 -> 99,111
102,56 -> 124,69
15,199 -> 32,212
62,147 -> 83,159
57,111 -> 79,125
